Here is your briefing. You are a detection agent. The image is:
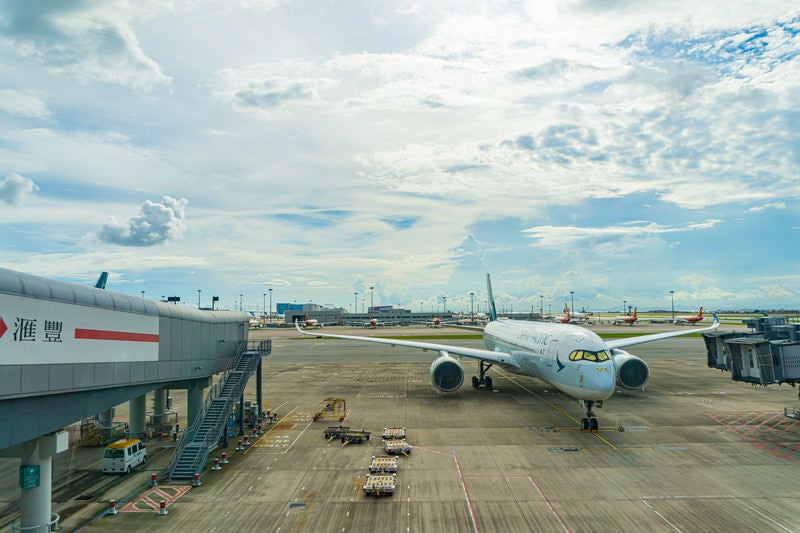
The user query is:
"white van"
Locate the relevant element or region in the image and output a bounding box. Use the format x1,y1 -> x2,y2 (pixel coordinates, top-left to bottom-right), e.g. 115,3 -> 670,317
102,438 -> 147,474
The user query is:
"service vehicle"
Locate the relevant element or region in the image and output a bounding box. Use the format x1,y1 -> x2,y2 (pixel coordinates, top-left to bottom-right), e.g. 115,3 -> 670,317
382,427 -> 406,440
363,473 -> 396,496
383,438 -> 412,455
324,426 -> 350,440
340,430 -> 371,444
102,438 -> 147,474
368,455 -> 398,473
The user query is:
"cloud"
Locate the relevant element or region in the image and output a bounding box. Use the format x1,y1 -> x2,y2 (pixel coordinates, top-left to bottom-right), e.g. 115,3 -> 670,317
0,173 -> 39,205
0,1 -> 170,89
0,90 -> 50,119
522,219 -> 722,248
98,196 -> 188,247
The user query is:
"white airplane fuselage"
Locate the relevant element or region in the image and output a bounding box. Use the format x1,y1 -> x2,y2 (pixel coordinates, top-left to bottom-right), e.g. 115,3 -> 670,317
482,319 -> 615,401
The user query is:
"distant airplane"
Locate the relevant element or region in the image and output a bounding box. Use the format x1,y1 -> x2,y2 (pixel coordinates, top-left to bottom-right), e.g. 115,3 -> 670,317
362,317 -> 400,328
423,316 -> 459,328
298,274 -> 720,431
554,304 -> 584,324
95,272 -> 108,289
553,304 -> 572,323
298,314 -> 337,328
675,307 -> 704,324
613,307 -> 638,325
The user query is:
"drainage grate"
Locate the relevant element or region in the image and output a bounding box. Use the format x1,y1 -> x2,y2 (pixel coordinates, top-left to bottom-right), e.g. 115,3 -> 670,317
288,502 -> 306,511
76,494 -> 94,500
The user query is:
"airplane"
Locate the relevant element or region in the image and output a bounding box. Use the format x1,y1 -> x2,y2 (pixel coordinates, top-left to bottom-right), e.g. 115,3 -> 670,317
675,307 -> 704,324
553,305 -> 571,323
423,316 -> 459,328
297,314 -> 337,328
553,304 -> 581,324
95,272 -> 108,289
612,307 -> 638,325
297,274 -> 720,432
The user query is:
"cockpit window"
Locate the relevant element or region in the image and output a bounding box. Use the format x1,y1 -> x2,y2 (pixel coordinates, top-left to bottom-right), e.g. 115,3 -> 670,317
568,349 -> 610,362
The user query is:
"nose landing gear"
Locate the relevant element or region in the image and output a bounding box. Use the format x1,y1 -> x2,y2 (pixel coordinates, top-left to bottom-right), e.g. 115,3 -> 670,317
580,400 -> 602,432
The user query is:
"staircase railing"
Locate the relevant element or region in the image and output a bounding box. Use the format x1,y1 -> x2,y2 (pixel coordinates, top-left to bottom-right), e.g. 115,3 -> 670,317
165,341 -> 272,479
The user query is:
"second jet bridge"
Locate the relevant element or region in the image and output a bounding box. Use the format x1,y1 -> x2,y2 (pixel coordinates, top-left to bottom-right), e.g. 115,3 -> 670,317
704,317 -> 800,386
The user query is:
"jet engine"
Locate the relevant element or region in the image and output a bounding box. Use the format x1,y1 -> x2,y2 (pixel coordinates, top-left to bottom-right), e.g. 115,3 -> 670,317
611,349 -> 650,390
429,353 -> 464,392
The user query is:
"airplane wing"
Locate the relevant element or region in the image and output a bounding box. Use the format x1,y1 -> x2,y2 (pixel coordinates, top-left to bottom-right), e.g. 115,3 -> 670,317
295,323 -> 519,368
606,313 -> 720,350
445,324 -> 486,332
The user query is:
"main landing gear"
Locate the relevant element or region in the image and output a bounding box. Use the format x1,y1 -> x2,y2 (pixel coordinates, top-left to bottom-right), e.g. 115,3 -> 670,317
580,400 -> 602,432
472,361 -> 494,389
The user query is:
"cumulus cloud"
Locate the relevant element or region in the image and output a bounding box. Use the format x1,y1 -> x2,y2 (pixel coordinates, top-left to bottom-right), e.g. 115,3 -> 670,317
98,196 -> 188,247
0,1 -> 170,89
0,173 -> 39,205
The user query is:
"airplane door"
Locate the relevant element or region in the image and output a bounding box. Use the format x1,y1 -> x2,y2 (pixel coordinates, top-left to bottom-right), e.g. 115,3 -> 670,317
546,339 -> 559,368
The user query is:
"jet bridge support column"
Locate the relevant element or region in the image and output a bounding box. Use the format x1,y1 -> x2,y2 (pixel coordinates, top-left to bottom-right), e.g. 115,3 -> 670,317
129,394 -> 147,439
153,388 -> 168,426
18,432 -> 68,531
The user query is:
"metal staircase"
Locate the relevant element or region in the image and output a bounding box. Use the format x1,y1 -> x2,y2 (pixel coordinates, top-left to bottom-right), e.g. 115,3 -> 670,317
167,340 -> 270,481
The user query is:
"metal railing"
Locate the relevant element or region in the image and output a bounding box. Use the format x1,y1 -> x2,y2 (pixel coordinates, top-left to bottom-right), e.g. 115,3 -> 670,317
164,340 -> 270,479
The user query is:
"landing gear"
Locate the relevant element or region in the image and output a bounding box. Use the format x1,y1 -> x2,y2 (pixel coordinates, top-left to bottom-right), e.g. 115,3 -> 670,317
472,361 -> 494,389
580,400 -> 602,432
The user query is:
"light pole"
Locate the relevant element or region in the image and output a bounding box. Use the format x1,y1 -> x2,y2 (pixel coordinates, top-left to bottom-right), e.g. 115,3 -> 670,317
263,293 -> 266,316
670,290 -> 675,321
239,293 -> 243,312
570,290 -> 574,314
623,299 -> 627,316
470,292 -> 475,318
443,296 -> 447,314
269,288 -> 273,318
369,286 -> 374,313
197,289 -> 201,309
420,301 -> 423,313
354,292 -> 358,315
141,290 -> 145,298
540,294 -> 543,316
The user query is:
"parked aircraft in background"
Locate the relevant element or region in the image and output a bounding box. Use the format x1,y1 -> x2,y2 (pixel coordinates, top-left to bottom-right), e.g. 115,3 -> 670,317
613,307 -> 638,325
553,304 -> 572,323
675,307 -> 704,324
298,274 -> 720,431
297,314 -> 338,328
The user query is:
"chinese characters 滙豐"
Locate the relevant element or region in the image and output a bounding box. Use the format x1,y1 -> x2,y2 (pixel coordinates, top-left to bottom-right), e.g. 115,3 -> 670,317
12,318 -> 63,343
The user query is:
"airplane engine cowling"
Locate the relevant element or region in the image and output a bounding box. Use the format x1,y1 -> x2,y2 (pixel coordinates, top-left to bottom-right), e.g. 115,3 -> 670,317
611,349 -> 650,390
429,353 -> 464,392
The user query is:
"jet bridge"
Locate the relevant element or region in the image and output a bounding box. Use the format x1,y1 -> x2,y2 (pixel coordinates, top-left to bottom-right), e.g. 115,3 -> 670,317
703,318 -> 800,386
0,267 -> 258,531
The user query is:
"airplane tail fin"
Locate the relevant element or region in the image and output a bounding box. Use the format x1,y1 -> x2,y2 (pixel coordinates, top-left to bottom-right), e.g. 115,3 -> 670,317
486,274 -> 498,322
698,306 -> 703,318
633,307 -> 637,318
94,272 -> 108,289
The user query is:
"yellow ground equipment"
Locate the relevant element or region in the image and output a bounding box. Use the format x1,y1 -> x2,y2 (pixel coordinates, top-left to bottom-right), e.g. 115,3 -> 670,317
312,397 -> 346,421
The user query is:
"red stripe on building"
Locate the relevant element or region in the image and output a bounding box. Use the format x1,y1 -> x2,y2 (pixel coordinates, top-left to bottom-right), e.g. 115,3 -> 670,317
74,328 -> 159,343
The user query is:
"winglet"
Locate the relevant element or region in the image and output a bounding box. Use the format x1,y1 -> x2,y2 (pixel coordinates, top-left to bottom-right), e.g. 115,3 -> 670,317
486,274 -> 498,322
94,272 -> 108,289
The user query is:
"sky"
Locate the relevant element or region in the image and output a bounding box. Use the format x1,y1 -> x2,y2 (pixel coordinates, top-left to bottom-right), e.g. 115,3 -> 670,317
0,1 -> 798,315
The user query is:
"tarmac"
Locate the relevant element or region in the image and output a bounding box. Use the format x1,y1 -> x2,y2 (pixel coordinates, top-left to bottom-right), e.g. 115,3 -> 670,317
2,323 -> 800,532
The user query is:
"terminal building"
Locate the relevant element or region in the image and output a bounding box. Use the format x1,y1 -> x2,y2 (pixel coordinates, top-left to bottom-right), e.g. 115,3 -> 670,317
0,267 -> 270,531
